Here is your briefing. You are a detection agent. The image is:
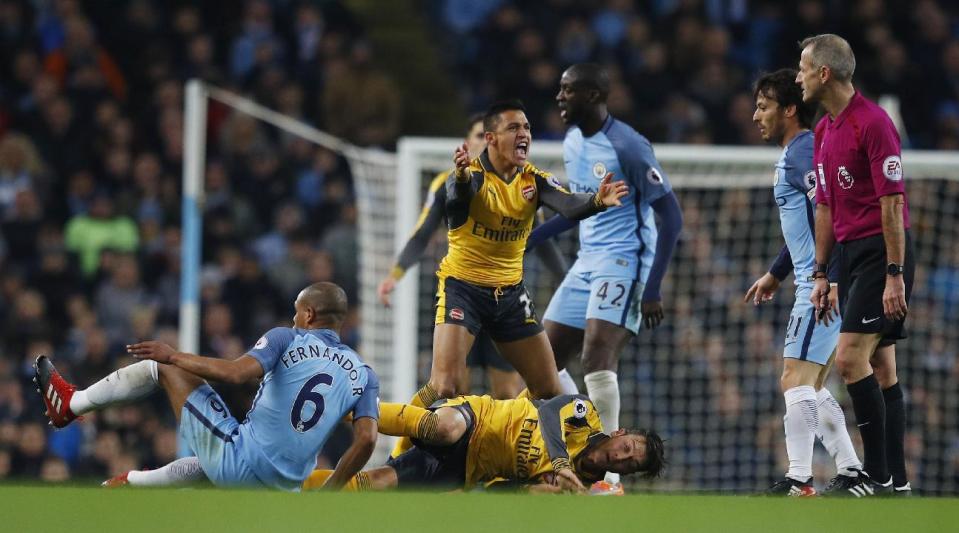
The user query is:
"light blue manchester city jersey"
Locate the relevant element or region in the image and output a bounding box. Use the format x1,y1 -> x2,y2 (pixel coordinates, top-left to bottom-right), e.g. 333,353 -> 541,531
774,130 -> 818,287
241,327 -> 379,487
563,115 -> 672,279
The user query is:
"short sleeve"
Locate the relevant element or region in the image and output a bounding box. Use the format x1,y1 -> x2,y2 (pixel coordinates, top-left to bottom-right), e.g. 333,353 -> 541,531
534,170 -> 570,195
352,367 -> 380,421
813,121 -> 830,204
607,126 -> 671,204
784,134 -> 816,197
863,115 -> 905,197
246,327 -> 294,373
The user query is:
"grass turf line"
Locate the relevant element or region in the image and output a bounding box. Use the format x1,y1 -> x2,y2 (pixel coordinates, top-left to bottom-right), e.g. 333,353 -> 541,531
1,486 -> 956,533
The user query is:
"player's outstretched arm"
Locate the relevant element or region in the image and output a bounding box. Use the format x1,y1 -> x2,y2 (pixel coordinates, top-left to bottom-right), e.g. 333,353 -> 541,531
379,180 -> 448,306
324,416 -> 378,490
526,215 -> 577,251
536,173 -> 627,221
127,341 -> 264,384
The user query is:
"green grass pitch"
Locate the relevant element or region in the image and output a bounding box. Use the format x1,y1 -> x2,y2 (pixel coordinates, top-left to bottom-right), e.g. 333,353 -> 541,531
1,485 -> 956,533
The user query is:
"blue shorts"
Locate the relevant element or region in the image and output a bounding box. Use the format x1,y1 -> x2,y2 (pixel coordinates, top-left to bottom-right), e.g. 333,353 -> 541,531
543,266 -> 642,334
783,285 -> 840,365
178,384 -> 263,488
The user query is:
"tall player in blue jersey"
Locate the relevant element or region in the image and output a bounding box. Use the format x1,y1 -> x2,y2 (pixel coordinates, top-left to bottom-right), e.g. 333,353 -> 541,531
35,282 -> 379,491
528,63 -> 683,493
745,69 -> 863,496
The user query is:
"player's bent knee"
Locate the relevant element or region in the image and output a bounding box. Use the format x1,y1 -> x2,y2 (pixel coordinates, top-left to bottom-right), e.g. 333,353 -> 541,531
434,407 -> 468,445
157,364 -> 205,390
834,353 -> 869,383
581,339 -> 619,374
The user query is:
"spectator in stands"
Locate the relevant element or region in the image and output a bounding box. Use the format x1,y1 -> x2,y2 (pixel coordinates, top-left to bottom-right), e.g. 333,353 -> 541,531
64,190 -> 138,277
323,40 -> 401,147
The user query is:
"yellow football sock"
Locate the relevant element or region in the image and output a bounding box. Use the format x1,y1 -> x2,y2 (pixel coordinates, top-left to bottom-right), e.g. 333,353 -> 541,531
390,383 -> 439,458
301,469 -> 371,491
379,402 -> 439,441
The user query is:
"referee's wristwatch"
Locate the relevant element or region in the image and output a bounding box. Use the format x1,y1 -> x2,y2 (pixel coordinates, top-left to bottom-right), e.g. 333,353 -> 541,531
810,262 -> 829,281
887,262 -> 904,277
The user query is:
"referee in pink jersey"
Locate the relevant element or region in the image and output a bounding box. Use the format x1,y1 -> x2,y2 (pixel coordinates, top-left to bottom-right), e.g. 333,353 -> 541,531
797,34 -> 914,497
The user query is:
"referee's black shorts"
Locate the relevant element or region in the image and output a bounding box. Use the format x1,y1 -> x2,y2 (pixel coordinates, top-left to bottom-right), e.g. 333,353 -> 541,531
836,230 -> 915,345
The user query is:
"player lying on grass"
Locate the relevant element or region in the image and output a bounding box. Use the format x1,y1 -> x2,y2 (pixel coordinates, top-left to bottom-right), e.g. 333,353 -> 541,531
303,394 -> 665,493
36,282 -> 379,491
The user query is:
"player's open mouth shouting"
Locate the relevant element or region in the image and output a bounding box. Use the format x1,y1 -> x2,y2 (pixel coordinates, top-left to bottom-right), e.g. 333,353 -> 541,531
515,139 -> 529,162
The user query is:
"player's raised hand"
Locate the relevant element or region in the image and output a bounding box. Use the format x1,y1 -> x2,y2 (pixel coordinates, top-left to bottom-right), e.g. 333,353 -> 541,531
127,340 -> 176,364
453,142 -> 471,180
641,300 -> 664,329
554,468 -> 587,494
744,273 -> 780,306
377,276 -> 396,307
596,172 -> 628,207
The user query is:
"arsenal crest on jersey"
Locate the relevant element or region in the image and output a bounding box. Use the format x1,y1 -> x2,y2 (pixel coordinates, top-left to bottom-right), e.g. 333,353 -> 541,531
522,184 -> 535,201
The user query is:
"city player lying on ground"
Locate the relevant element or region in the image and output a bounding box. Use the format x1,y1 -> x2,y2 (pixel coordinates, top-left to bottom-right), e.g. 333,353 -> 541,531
303,394 -> 665,493
36,282 -> 379,491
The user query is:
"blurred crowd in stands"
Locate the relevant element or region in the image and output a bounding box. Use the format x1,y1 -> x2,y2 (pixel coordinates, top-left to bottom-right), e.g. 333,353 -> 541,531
434,0 -> 959,149
0,0 -> 373,483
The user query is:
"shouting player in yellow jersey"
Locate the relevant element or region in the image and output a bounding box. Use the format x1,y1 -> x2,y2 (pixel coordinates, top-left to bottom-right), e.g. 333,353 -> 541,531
393,101 -> 627,460
304,394 -> 665,493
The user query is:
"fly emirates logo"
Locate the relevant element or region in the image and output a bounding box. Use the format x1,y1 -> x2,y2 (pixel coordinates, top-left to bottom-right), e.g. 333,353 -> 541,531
471,215 -> 528,242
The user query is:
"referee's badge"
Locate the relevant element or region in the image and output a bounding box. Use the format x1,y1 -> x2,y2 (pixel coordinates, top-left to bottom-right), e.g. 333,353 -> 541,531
883,155 -> 903,181
592,162 -> 607,179
838,165 -> 854,190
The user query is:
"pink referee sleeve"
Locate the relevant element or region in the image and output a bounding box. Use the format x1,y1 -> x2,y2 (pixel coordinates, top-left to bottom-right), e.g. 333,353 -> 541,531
864,115 -> 906,197
813,123 -> 829,205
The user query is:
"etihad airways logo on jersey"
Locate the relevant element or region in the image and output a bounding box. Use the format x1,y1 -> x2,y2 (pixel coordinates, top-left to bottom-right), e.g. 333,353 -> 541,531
471,215 -> 528,242
515,417 -> 543,481
838,165 -> 854,190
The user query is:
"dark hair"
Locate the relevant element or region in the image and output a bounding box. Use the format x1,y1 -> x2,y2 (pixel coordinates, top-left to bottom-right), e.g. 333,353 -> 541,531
483,99 -> 527,132
566,63 -> 611,101
466,112 -> 485,136
630,428 -> 666,479
753,69 -> 815,129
